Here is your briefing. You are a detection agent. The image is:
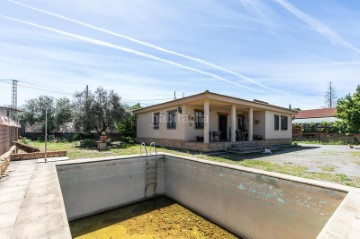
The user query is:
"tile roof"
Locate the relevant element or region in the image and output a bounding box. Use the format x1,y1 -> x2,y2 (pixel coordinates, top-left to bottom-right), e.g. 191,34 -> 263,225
134,90 -> 297,114
294,108 -> 336,119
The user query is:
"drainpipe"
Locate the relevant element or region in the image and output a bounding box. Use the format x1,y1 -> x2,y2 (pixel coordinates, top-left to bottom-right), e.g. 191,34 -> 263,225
231,105 -> 236,142
248,108 -> 253,142
204,100 -> 210,143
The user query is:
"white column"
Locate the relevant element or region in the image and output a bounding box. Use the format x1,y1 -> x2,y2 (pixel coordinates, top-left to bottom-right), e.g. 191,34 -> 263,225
231,105 -> 236,142
248,108 -> 253,141
204,100 -> 210,143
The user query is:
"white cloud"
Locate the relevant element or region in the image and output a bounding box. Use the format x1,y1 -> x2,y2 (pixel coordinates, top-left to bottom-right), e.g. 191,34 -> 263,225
273,0 -> 360,54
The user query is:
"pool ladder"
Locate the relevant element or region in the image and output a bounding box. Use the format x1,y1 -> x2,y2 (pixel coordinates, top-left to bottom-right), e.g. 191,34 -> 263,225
140,142 -> 157,155
141,142 -> 158,196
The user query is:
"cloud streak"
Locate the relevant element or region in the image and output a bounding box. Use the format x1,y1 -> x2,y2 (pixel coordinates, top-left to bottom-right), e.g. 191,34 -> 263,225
0,15 -> 268,93
273,0 -> 360,54
6,0 -> 288,95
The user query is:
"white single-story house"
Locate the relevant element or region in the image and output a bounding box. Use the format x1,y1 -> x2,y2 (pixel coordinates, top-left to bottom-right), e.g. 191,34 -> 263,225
134,91 -> 297,151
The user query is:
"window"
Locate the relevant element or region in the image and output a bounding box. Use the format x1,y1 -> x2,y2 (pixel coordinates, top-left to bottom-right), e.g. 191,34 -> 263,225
167,110 -> 176,129
153,112 -> 160,129
274,115 -> 279,130
194,110 -> 204,129
281,115 -> 288,130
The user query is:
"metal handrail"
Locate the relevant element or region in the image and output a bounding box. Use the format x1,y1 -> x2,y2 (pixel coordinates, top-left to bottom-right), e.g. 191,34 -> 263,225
149,142 -> 157,155
140,142 -> 148,155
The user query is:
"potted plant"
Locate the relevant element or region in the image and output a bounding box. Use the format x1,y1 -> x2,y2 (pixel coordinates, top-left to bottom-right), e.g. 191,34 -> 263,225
100,131 -> 108,142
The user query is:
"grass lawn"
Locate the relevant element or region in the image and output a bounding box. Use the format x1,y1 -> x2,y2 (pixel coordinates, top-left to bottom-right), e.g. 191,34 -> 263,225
293,140 -> 347,145
26,140 -> 360,188
26,140 -> 190,160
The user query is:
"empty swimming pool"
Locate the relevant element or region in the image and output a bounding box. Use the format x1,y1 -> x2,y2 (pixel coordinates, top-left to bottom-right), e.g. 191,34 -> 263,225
56,153 -> 360,239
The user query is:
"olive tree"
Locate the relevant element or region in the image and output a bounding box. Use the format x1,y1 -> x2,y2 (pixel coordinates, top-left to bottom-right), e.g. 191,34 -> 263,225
73,87 -> 126,135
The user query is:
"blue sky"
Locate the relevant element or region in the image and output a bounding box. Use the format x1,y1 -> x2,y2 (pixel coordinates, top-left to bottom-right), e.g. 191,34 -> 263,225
0,0 -> 360,109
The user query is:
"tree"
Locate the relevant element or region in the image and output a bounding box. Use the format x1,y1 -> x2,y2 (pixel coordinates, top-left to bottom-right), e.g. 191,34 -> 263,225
55,98 -> 73,132
324,82 -> 337,108
73,86 -> 126,135
335,85 -> 360,133
21,96 -> 73,133
117,103 -> 141,142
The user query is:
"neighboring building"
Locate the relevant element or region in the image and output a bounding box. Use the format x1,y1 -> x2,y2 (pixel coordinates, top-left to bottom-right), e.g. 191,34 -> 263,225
293,108 -> 339,124
0,106 -> 21,121
134,91 -> 296,152
0,106 -> 21,155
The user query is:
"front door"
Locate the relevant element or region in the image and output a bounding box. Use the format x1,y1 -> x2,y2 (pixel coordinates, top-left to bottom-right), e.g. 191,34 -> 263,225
219,115 -> 227,140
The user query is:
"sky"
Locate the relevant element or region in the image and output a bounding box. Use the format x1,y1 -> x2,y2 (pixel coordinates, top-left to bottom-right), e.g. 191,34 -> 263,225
0,0 -> 360,109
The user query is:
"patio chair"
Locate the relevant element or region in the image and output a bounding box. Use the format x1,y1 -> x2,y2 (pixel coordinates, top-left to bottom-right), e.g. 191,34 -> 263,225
212,131 -> 220,142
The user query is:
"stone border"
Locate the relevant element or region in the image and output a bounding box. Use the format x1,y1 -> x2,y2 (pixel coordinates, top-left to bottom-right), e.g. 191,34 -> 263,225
0,145 -> 16,176
136,137 -> 292,152
10,151 -> 67,161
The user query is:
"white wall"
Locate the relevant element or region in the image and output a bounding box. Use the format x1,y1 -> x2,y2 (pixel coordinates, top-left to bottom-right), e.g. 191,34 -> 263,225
183,105 -> 204,141
137,107 -> 292,141
137,106 -> 186,140
253,111 -> 266,138
265,111 -> 292,139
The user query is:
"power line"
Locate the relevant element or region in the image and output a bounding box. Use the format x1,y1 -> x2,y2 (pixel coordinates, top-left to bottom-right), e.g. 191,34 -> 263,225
0,80 -> 73,95
0,80 -> 173,103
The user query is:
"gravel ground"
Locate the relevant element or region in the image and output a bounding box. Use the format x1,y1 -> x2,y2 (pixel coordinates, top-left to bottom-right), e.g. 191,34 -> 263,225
262,144 -> 360,177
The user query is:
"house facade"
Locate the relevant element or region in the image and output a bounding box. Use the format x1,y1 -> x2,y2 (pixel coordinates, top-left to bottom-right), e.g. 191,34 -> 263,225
134,91 -> 296,151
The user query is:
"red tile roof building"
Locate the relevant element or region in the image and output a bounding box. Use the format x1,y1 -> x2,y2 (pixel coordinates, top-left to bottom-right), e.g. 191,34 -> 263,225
294,108 -> 336,119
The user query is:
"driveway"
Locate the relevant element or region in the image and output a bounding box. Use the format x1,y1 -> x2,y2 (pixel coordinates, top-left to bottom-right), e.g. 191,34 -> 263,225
262,144 -> 360,177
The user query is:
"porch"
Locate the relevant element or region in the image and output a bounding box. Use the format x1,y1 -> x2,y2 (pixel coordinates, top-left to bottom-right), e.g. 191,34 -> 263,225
183,98 -> 265,143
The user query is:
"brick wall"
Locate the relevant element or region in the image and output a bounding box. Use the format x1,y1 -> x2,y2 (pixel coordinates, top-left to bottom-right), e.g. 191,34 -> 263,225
11,151 -> 67,161
0,125 -> 17,155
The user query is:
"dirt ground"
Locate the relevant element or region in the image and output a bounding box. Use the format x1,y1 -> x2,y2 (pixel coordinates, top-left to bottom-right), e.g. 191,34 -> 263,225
70,196 -> 239,239
262,144 -> 360,177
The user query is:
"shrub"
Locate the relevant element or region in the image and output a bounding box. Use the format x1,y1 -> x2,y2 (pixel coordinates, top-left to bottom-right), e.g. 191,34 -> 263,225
20,137 -> 31,145
80,139 -> 96,148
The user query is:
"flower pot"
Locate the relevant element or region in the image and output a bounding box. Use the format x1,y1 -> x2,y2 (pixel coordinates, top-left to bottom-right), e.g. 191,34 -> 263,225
100,136 -> 108,142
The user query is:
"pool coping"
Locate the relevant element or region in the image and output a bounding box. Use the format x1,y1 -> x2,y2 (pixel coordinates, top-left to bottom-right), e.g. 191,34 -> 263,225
7,152 -> 360,238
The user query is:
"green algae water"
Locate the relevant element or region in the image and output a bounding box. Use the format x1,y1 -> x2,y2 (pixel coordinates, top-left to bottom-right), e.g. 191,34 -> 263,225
70,196 -> 239,239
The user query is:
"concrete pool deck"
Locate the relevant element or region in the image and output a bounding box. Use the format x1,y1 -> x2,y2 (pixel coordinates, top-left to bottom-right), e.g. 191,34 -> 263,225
0,153 -> 359,238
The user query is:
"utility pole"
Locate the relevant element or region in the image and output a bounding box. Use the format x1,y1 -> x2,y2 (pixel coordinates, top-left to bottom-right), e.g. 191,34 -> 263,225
45,108 -> 48,163
11,79 -> 17,109
11,79 -> 18,141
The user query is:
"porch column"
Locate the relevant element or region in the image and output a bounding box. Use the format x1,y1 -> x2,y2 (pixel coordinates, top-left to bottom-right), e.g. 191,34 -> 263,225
204,100 -> 210,143
231,105 -> 236,142
248,107 -> 253,141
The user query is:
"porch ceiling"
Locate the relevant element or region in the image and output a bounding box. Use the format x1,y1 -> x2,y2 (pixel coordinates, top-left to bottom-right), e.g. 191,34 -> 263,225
187,100 -> 263,111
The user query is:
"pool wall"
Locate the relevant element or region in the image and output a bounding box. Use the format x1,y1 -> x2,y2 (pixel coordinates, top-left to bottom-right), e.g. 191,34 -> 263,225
57,155 -> 164,220
56,154 -> 359,239
164,155 -> 345,239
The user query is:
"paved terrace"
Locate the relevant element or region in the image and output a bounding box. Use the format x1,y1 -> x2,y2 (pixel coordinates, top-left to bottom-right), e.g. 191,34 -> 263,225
0,158 -> 71,239
0,154 -> 359,238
